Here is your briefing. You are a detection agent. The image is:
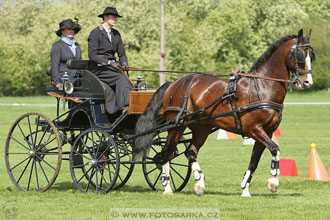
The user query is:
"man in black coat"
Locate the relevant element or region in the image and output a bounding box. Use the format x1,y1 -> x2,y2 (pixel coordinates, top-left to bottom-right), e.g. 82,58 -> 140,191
88,7 -> 134,114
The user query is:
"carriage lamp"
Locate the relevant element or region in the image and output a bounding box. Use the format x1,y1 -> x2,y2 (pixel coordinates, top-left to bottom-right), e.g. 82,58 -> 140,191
135,74 -> 146,90
64,81 -> 74,94
61,72 -> 74,94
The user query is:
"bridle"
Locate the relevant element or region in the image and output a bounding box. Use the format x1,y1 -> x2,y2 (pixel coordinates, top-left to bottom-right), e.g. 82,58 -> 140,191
286,38 -> 316,86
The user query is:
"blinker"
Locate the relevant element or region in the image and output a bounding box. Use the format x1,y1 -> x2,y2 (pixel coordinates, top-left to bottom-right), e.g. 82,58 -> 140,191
296,50 -> 306,64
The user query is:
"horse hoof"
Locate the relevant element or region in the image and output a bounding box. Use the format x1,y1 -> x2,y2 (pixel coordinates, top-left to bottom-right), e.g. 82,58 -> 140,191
241,192 -> 251,197
194,184 -> 205,196
241,188 -> 251,197
163,191 -> 173,195
267,180 -> 278,193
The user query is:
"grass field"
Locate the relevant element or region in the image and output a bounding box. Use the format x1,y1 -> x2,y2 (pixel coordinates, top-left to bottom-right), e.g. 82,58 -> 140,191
0,91 -> 330,220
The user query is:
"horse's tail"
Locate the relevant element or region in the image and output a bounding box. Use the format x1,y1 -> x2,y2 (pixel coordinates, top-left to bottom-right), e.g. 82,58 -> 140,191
133,82 -> 171,160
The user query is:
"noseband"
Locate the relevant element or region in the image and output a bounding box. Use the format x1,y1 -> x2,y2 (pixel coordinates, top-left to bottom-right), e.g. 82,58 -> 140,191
286,38 -> 316,86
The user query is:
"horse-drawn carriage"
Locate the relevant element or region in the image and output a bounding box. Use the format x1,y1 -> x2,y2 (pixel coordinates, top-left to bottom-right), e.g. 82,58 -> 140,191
4,59 -> 191,194
5,29 -> 315,196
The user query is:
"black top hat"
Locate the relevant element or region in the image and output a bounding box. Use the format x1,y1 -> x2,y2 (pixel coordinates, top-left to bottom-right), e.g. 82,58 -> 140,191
56,19 -> 81,37
98,7 -> 122,18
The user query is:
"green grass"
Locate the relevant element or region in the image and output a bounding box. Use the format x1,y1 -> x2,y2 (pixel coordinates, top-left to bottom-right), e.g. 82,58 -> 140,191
0,94 -> 330,220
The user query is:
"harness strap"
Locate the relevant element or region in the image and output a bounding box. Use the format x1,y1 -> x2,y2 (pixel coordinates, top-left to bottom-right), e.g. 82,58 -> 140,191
238,101 -> 283,113
226,75 -> 243,135
164,75 -> 198,125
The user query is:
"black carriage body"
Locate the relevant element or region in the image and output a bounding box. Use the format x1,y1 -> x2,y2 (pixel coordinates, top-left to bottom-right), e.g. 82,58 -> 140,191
48,65 -> 138,135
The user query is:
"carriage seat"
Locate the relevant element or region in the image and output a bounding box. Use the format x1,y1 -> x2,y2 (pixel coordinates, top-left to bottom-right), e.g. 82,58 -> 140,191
45,66 -> 59,93
66,59 -> 107,100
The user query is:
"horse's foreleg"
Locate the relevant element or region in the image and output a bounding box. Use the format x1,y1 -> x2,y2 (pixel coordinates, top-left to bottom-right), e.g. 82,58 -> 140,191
267,150 -> 280,192
241,142 -> 265,197
249,129 -> 280,193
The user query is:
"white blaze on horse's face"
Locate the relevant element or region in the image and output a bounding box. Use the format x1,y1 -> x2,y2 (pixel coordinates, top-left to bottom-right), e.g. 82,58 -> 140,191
304,53 -> 313,87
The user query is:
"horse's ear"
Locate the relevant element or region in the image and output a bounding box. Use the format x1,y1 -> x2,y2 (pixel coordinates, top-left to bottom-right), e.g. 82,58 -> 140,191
298,29 -> 303,43
306,29 -> 312,40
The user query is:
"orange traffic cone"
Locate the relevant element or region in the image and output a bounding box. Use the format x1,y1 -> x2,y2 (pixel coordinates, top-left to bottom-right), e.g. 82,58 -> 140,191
274,128 -> 282,136
308,143 -> 330,181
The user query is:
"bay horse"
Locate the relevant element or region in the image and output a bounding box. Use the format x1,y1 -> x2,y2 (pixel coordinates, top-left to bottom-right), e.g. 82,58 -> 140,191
134,29 -> 315,196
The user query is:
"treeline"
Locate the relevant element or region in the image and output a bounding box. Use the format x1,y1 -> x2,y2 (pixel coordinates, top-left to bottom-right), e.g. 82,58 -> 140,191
0,0 -> 329,95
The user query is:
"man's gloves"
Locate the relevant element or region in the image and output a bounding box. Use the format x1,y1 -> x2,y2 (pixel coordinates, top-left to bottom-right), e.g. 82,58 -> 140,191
108,60 -> 120,69
108,60 -> 129,69
121,62 -> 129,69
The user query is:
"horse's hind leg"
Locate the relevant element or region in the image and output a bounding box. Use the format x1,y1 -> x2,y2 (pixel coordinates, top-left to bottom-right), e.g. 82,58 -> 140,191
160,127 -> 186,195
241,141 -> 265,197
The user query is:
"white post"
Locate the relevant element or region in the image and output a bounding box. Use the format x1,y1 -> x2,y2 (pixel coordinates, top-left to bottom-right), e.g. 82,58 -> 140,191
159,0 -> 166,86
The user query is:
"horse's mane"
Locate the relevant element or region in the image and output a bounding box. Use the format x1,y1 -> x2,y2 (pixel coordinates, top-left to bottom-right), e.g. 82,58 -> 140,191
249,35 -> 298,73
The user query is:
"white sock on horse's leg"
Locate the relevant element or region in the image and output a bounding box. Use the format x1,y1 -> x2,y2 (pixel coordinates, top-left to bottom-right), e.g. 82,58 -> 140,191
241,170 -> 252,197
267,151 -> 280,192
162,162 -> 173,195
191,161 -> 205,195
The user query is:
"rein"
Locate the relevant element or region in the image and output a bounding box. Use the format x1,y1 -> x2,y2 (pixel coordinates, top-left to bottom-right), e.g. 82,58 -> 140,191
121,67 -> 293,84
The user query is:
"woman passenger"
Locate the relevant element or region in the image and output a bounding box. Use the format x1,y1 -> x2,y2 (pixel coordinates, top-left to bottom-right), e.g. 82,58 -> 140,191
50,19 -> 82,88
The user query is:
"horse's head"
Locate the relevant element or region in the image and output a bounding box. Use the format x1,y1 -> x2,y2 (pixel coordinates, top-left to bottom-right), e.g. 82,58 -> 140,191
286,29 -> 316,88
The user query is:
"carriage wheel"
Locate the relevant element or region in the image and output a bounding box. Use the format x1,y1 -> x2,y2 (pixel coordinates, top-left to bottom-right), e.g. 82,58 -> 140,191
142,133 -> 191,192
5,112 -> 62,192
112,138 -> 134,190
70,128 -> 120,194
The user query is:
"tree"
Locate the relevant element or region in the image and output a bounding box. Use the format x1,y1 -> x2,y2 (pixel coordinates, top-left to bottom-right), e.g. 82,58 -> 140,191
0,0 -> 329,96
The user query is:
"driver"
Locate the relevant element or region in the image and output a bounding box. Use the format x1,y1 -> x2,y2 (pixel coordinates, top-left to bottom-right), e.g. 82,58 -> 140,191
88,7 -> 134,114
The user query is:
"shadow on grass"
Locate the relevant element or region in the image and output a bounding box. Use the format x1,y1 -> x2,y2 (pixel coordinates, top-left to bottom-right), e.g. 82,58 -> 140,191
27,180 -> 304,198
178,191 -> 303,197
51,181 -> 76,191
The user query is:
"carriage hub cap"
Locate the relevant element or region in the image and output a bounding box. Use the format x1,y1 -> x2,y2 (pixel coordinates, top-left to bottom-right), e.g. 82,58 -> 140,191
27,150 -> 36,158
88,159 -> 98,167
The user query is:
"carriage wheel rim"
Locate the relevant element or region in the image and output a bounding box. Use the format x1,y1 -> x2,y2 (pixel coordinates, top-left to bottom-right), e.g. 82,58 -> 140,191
70,128 -> 120,194
5,112 -> 62,192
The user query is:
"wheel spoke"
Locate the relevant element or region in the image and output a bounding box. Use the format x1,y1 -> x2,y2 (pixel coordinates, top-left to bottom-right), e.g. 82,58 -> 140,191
71,161 -> 90,168
35,158 -> 40,191
146,166 -> 158,175
37,124 -> 50,148
34,154 -> 56,171
27,159 -> 35,191
80,138 -> 93,158
72,149 -> 91,161
17,158 -> 32,184
34,116 -> 40,150
95,166 -> 99,193
152,171 -> 162,187
9,136 -> 30,151
170,162 -> 189,168
170,172 -> 177,191
26,115 -> 35,147
17,124 -> 32,150
9,156 -> 30,171
37,160 -> 49,184
170,165 -> 185,181
76,166 -> 93,184
86,167 -> 95,192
